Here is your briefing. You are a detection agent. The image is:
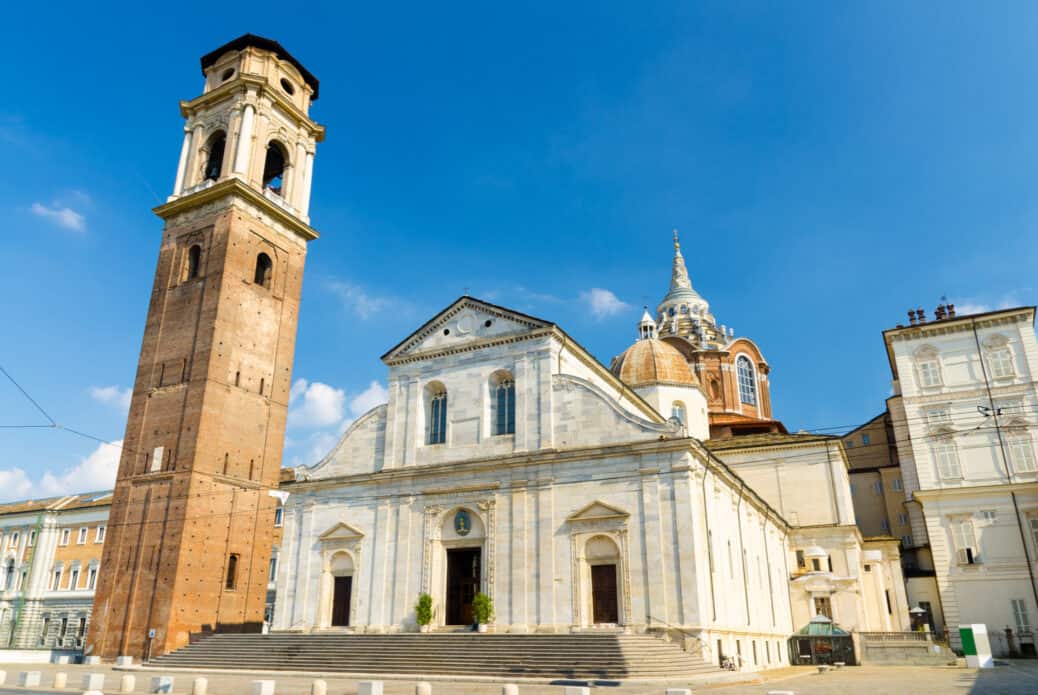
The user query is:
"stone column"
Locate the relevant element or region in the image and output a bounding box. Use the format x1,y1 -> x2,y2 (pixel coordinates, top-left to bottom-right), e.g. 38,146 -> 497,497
172,130 -> 192,195
292,141 -> 307,209
300,151 -> 315,215
670,464 -> 699,625
509,483 -> 528,628
535,481 -> 554,627
183,124 -> 205,190
233,104 -> 256,176
25,518 -> 58,599
640,469 -> 667,626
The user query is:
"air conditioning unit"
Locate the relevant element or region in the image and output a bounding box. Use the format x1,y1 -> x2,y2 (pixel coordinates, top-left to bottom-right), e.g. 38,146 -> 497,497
957,547 -> 979,565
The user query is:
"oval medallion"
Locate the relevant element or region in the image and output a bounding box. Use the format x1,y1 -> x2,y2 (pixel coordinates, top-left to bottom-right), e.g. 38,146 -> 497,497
454,510 -> 471,536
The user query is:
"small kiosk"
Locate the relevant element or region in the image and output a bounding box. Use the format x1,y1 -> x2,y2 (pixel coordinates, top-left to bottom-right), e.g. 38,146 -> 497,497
789,614 -> 857,666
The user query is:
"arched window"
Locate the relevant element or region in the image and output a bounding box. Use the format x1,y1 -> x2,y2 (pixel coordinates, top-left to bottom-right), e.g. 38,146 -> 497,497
491,371 -> 515,436
187,244 -> 201,280
671,401 -> 686,426
262,141 -> 288,196
3,558 -> 14,591
737,356 -> 757,406
254,253 -> 273,289
203,131 -> 226,182
427,383 -> 447,445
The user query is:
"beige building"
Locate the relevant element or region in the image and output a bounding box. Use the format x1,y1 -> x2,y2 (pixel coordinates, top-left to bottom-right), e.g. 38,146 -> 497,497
0,493 -> 111,651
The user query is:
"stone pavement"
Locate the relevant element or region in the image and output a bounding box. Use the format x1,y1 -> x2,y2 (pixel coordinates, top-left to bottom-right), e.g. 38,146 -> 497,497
0,662 -> 1036,694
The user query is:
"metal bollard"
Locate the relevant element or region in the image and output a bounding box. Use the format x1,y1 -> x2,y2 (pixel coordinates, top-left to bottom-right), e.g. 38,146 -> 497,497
416,682 -> 432,695
192,676 -> 209,695
53,672 -> 67,688
359,681 -> 384,695
311,679 -> 327,695
502,685 -> 519,695
120,674 -> 137,693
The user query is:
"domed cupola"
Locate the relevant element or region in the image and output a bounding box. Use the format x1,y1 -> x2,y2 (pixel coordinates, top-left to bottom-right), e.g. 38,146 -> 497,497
611,309 -> 709,439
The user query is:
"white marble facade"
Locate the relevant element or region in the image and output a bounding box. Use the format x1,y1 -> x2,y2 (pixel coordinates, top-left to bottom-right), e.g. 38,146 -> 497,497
273,297 -> 794,668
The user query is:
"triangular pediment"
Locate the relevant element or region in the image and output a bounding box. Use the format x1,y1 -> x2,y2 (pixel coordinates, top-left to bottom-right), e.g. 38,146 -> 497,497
318,522 -> 364,541
567,500 -> 630,522
381,296 -> 555,364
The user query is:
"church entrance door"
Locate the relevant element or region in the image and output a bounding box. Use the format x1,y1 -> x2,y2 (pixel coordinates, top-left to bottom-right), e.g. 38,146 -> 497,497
446,548 -> 481,625
591,564 -> 619,624
331,575 -> 352,626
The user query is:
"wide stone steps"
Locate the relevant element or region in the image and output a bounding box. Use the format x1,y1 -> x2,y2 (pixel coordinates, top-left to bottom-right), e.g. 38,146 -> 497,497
149,633 -> 718,679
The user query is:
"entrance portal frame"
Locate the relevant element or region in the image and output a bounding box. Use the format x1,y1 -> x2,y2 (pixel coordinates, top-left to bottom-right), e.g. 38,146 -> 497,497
421,497 -> 496,629
567,501 -> 633,628
316,522 -> 364,629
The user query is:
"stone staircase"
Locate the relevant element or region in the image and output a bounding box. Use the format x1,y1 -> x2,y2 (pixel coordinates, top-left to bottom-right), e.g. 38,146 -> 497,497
148,632 -> 719,680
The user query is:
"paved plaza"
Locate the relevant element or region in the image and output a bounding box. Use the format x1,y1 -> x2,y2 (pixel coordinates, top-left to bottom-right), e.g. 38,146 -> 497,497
0,663 -> 1037,695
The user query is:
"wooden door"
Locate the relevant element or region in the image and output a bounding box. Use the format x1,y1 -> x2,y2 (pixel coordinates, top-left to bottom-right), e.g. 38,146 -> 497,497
332,575 -> 352,626
591,564 -> 619,624
446,549 -> 481,625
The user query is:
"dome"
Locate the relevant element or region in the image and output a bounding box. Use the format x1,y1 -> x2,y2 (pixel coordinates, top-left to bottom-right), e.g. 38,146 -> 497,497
611,339 -> 697,388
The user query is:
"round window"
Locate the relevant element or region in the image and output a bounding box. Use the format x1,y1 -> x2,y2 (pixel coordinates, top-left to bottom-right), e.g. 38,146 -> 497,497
221,68 -> 235,82
280,78 -> 295,95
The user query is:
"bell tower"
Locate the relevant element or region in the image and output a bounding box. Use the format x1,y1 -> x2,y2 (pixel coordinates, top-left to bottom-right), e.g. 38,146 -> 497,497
88,35 -> 324,659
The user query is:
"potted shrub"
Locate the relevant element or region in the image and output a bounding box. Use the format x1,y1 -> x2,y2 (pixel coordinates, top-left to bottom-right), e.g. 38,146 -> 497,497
472,592 -> 493,633
415,593 -> 434,633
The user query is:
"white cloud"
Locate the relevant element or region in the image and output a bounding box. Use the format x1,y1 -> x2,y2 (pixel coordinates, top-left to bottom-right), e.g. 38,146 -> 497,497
287,379 -> 345,428
30,202 -> 86,231
349,381 -> 388,417
580,287 -> 630,319
326,280 -> 396,320
950,295 -> 1019,317
90,385 -> 132,411
0,440 -> 122,502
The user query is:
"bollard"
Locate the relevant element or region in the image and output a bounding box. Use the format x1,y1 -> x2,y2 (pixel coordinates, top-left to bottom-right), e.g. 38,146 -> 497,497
502,685 -> 519,695
121,674 -> 137,693
19,671 -> 41,687
311,679 -> 327,695
665,690 -> 692,695
563,688 -> 590,695
83,656 -> 102,665
0,670 -> 6,685
116,655 -> 134,667
53,672 -> 67,688
192,676 -> 209,695
82,673 -> 106,691
359,681 -> 384,695
766,691 -> 795,695
416,682 -> 432,695
151,675 -> 176,693
251,680 -> 276,695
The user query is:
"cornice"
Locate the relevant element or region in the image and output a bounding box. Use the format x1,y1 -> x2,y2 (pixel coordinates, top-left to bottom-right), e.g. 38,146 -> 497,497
180,75 -> 326,141
913,480 -> 1038,502
154,178 -> 319,242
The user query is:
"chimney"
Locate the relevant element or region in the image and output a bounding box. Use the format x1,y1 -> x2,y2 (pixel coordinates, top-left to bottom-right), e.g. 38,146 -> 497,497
917,307 -> 927,323
947,303 -> 956,318
908,309 -> 918,326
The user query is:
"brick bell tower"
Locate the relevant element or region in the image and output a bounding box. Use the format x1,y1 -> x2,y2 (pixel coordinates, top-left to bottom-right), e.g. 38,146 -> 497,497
88,35 -> 324,660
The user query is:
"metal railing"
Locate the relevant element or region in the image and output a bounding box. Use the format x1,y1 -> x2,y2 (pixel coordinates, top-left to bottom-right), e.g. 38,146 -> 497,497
857,631 -> 931,642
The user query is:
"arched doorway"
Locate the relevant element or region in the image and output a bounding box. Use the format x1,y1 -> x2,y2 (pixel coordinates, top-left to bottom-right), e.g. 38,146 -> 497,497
438,507 -> 485,626
586,536 -> 621,624
329,552 -> 354,627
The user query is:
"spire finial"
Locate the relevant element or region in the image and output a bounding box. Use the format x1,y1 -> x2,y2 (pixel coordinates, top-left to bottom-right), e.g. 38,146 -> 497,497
673,228 -> 680,249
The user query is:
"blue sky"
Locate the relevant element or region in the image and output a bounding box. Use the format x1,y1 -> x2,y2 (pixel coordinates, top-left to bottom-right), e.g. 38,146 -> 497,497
2,2 -> 1037,500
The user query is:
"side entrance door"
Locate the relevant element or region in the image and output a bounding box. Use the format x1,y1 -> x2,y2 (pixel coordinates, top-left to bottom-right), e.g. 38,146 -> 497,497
446,548 -> 481,625
331,575 -> 352,626
591,563 -> 619,624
